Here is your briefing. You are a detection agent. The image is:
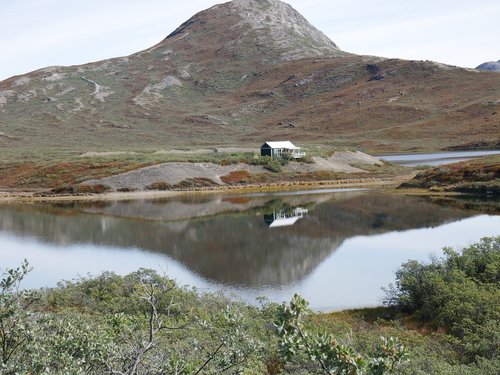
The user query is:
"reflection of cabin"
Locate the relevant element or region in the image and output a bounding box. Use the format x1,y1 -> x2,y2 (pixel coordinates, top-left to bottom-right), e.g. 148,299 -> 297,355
264,207 -> 309,228
261,141 -> 305,159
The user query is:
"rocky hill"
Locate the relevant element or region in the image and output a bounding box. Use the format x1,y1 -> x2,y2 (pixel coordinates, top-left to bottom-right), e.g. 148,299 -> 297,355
1,0 -> 499,161
476,60 -> 500,72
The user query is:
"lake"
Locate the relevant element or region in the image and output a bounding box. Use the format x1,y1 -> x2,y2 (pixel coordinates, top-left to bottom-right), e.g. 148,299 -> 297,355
377,150 -> 500,166
0,189 -> 498,311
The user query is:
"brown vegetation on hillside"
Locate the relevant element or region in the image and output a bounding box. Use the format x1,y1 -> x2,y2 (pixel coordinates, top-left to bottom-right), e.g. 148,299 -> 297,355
0,0 -> 499,166
399,155 -> 500,194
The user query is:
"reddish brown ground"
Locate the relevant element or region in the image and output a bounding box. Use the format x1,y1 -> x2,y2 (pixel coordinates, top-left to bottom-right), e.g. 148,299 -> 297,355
0,161 -> 146,189
400,155 -> 500,196
220,170 -> 252,184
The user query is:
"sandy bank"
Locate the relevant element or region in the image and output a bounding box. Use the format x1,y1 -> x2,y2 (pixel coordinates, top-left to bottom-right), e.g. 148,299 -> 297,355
0,173 -> 415,203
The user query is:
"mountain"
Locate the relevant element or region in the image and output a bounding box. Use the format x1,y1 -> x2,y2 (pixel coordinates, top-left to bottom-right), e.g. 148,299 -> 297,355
0,0 -> 499,162
476,60 -> 500,72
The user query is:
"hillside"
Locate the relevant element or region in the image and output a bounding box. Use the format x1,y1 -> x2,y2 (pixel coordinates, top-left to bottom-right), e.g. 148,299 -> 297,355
399,155 -> 500,195
0,0 -> 499,166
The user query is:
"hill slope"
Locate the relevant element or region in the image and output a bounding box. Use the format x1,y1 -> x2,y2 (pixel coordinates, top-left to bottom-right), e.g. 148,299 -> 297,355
0,0 -> 499,161
400,155 -> 500,195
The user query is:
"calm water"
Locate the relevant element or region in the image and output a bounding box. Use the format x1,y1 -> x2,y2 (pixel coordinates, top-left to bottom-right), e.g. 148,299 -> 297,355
377,150 -> 500,166
0,190 -> 499,310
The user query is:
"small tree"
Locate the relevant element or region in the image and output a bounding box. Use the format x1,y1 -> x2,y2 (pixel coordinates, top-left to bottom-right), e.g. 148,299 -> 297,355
0,259 -> 37,369
383,236 -> 500,362
274,294 -> 409,374
264,156 -> 283,173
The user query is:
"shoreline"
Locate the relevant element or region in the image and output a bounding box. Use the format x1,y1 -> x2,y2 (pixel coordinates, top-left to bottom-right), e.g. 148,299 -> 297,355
0,173 -> 416,203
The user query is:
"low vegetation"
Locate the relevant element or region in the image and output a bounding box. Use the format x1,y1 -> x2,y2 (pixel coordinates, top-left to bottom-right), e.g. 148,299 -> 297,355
400,155 -> 500,195
0,151 -> 411,194
384,236 -> 499,364
1,237 -> 498,374
1,264 -> 405,374
0,152 -> 299,190
0,152 -> 258,190
146,177 -> 219,191
220,170 -> 252,184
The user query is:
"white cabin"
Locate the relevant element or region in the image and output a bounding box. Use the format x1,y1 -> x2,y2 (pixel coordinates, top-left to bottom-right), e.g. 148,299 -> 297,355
261,141 -> 305,159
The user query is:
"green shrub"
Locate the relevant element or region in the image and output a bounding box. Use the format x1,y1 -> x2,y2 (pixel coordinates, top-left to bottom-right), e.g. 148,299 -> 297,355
384,236 -> 500,363
262,156 -> 283,173
298,155 -> 314,164
280,153 -> 293,165
1,264 -> 269,374
5,236 -> 498,374
250,155 -> 297,172
275,294 -> 409,374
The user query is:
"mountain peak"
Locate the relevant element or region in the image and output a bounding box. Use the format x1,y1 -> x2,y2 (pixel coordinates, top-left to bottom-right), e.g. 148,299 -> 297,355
232,0 -> 341,58
166,0 -> 344,63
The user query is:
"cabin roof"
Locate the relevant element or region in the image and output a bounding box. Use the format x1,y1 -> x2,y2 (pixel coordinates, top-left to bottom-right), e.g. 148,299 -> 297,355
262,141 -> 299,149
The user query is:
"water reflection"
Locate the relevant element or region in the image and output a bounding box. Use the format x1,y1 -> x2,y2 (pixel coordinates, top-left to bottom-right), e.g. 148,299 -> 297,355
263,200 -> 309,228
0,191 -> 498,309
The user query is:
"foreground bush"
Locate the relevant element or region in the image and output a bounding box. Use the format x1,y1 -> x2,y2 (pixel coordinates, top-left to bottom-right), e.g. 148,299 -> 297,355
1,262 -> 410,374
384,236 -> 500,363
3,237 -> 497,373
275,294 -> 408,374
1,265 -> 270,374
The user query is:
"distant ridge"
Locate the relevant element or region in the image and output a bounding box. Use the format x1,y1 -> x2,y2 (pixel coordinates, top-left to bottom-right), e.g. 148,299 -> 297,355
476,60 -> 500,72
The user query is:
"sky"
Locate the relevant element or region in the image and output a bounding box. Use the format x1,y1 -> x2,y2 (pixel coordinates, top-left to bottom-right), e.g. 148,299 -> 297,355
0,0 -> 499,81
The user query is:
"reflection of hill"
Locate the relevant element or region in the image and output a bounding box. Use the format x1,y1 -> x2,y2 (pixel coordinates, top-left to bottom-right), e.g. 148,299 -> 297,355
0,193 -> 472,286
71,196 -> 270,222
310,194 -> 472,236
68,192 -> 347,222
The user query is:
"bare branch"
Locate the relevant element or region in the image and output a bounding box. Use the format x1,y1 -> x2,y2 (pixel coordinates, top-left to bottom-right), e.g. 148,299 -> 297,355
217,350 -> 252,373
193,341 -> 225,375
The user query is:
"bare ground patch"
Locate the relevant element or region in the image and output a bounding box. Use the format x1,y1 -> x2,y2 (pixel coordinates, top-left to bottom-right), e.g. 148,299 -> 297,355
80,151 -> 385,191
82,162 -> 267,191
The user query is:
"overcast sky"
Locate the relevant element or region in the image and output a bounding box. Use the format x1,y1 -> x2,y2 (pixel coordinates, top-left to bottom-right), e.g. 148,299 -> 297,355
1,0 -> 499,80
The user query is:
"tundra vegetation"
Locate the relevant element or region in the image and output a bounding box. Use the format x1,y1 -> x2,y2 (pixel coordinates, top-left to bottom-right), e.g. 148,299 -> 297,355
400,155 -> 500,195
0,237 -> 498,374
0,149 -> 409,193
